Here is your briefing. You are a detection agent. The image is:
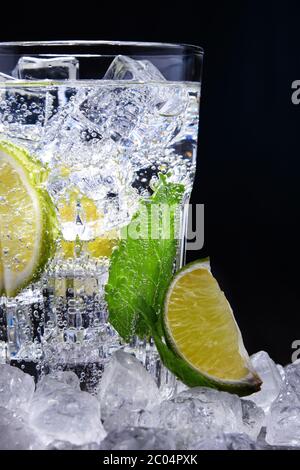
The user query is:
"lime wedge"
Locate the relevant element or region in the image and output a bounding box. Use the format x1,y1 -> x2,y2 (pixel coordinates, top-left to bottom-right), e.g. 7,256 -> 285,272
0,140 -> 57,296
156,259 -> 262,396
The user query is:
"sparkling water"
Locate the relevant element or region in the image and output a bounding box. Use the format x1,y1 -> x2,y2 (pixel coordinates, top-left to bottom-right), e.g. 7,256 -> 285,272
0,58 -> 200,391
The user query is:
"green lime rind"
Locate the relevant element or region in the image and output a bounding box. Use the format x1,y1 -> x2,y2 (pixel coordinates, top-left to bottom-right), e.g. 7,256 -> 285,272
153,322 -> 261,397
105,175 -> 185,341
0,139 -> 48,185
28,185 -> 58,289
0,80 -> 59,88
137,301 -> 261,397
156,259 -> 262,397
0,139 -> 58,297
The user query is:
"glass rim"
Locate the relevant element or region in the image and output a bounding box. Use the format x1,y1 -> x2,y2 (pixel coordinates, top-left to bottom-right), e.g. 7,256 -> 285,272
0,40 -> 204,55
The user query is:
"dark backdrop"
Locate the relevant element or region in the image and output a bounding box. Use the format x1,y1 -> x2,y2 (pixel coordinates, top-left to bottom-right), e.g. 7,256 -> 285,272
1,0 -> 299,365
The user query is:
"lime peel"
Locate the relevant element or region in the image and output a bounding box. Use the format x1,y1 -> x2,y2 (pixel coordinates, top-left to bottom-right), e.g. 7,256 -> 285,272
158,259 -> 262,396
0,140 -> 58,296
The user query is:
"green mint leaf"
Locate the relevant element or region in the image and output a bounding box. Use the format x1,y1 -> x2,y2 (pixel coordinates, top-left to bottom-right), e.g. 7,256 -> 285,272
105,176 -> 185,341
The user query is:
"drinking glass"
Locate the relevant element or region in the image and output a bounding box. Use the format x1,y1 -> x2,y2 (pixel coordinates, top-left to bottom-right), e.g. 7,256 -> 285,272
0,41 -> 203,393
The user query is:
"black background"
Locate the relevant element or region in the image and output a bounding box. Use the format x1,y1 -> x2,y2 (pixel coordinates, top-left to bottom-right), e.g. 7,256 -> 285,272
1,0 -> 299,365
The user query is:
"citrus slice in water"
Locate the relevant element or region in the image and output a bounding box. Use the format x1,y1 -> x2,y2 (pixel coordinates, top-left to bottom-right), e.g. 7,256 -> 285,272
0,140 -> 57,296
162,260 -> 262,395
58,191 -> 119,259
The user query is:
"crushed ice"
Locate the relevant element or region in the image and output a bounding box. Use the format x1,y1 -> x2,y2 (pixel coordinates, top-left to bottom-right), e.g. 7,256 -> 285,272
0,350 -> 299,450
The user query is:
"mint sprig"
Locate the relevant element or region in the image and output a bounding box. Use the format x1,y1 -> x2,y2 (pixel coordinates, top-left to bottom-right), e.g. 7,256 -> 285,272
105,176 -> 185,341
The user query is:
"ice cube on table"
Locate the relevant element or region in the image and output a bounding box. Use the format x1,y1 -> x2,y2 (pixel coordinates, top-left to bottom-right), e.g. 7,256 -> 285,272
0,364 -> 35,413
156,387 -> 243,447
277,363 -> 286,381
29,377 -> 106,446
0,406 -> 42,450
104,386 -> 264,442
187,433 -> 227,450
103,407 -> 160,433
284,360 -> 300,395
104,55 -> 166,81
97,351 -> 161,422
190,432 -> 257,450
245,351 -> 284,413
47,440 -> 101,450
240,400 -> 265,439
265,360 -> 300,447
100,427 -> 178,450
224,433 -> 256,450
174,380 -> 189,395
13,56 -> 79,80
0,341 -> 7,363
266,385 -> 300,447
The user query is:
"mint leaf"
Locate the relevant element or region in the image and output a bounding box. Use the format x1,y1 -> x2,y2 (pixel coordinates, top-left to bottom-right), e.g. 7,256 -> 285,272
105,176 -> 185,341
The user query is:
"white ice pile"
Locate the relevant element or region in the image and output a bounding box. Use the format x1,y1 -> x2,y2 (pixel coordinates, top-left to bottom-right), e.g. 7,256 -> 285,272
1,350 -> 299,450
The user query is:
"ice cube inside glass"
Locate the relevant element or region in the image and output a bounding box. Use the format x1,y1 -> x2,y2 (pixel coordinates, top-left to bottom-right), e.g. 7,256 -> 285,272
0,41 -> 203,392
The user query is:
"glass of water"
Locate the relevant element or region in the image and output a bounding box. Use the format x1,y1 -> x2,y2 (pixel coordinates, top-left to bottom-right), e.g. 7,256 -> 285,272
0,41 -> 203,392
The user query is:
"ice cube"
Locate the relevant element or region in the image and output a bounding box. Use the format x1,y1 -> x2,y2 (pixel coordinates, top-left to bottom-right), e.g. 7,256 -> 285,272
39,370 -> 81,391
84,57 -> 186,152
78,84 -> 153,143
183,431 -> 257,450
266,386 -> 300,447
29,377 -> 106,446
0,341 -> 7,363
104,55 -> 165,81
187,433 -> 227,450
0,364 -> 35,413
13,56 -> 79,80
103,408 -> 146,432
245,351 -> 284,413
36,92 -> 102,167
47,440 -> 100,450
103,407 -> 160,433
224,433 -> 256,450
105,54 -> 189,121
277,364 -> 286,381
0,407 -> 42,450
0,84 -> 55,145
97,351 -> 161,422
174,380 -> 189,395
100,427 -> 178,450
156,85 -> 189,117
156,387 -> 243,447
240,400 -> 265,439
284,360 -> 300,395
265,361 -> 300,447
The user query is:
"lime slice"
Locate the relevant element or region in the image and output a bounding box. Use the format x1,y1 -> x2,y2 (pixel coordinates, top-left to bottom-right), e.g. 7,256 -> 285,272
86,234 -> 119,258
158,259 -> 262,395
0,140 -> 57,296
60,235 -> 119,259
58,191 -> 119,259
